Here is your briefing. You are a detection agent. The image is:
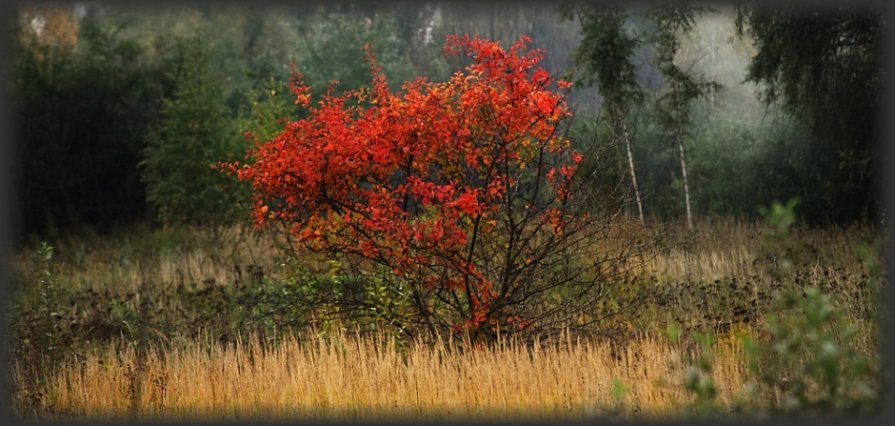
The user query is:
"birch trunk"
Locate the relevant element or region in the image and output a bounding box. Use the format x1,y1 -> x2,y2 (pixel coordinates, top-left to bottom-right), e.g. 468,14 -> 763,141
620,117 -> 644,224
677,135 -> 693,229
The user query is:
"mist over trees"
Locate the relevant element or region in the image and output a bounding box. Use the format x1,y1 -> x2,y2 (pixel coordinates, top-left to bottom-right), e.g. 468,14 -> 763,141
10,2 -> 885,239
736,5 -> 883,223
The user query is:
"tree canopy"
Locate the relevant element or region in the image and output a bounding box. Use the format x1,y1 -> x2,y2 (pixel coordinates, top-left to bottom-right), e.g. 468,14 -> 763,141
10,3 -> 885,240
736,6 -> 884,223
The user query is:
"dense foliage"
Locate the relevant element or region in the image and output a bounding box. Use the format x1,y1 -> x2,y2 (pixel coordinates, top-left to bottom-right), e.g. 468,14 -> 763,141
140,36 -> 248,228
225,35 -> 625,337
735,6 -> 884,223
11,4 -> 884,239
13,16 -> 166,235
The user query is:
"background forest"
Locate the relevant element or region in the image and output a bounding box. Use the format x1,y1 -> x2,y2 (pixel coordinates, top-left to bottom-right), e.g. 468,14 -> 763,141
11,2 -> 883,236
5,1 -> 888,421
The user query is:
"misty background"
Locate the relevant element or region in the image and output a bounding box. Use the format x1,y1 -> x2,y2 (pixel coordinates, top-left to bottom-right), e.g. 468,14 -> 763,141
10,2 -> 884,238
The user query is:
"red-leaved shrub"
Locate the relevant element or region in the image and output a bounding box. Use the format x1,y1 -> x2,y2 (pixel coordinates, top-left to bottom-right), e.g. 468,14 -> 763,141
224,35 -> 619,338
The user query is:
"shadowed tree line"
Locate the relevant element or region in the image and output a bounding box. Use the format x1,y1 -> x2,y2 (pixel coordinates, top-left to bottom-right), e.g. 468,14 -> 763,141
10,2 -> 885,240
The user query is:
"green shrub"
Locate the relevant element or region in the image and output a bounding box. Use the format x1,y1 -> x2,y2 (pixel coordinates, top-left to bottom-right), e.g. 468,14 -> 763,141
140,35 -> 249,229
741,287 -> 879,418
683,330 -> 721,417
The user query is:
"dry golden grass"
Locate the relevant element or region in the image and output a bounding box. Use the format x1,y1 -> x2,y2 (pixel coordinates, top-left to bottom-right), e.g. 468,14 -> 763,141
638,218 -> 876,284
24,328 -> 752,421
11,219 -> 882,421
12,225 -> 294,295
13,218 -> 876,297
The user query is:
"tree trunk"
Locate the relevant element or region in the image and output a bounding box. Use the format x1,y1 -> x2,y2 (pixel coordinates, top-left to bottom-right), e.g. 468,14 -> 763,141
620,117 -> 645,224
677,134 -> 693,229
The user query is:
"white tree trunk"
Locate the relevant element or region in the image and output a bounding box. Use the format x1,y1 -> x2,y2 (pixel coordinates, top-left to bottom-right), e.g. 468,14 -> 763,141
620,118 -> 644,224
677,135 -> 693,229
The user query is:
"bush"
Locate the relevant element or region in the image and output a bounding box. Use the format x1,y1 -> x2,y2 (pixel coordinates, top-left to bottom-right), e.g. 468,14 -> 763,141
225,35 -> 630,339
13,18 -> 166,236
140,35 -> 249,229
741,287 -> 879,418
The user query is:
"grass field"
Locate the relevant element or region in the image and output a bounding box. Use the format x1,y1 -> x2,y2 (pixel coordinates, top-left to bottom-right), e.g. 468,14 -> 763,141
8,218 -> 886,420
19,328 -> 756,421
